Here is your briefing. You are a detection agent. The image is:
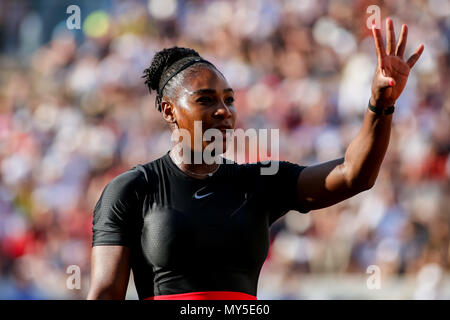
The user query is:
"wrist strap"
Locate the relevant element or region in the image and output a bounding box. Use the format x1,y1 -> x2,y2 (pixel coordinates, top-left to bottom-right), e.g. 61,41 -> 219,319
368,100 -> 395,115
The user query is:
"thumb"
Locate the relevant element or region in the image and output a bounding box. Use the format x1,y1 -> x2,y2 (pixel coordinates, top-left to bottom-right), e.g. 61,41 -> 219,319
378,75 -> 395,89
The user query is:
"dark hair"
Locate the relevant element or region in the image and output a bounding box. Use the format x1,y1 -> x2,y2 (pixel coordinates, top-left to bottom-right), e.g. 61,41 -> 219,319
143,47 -> 203,112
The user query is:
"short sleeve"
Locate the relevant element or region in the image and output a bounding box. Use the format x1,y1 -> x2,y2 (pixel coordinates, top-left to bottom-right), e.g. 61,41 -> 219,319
92,169 -> 146,247
256,161 -> 310,225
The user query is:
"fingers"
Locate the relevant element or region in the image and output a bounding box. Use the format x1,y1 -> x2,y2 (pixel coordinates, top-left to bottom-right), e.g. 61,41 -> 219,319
395,24 -> 408,58
386,18 -> 396,55
407,44 -> 425,69
372,24 -> 386,68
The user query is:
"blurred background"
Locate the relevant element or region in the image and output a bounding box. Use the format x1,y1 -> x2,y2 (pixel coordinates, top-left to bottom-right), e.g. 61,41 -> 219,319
0,0 -> 449,299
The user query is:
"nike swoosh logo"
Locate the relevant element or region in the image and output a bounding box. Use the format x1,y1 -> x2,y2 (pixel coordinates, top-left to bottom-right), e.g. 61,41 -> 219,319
193,187 -> 214,200
193,191 -> 214,199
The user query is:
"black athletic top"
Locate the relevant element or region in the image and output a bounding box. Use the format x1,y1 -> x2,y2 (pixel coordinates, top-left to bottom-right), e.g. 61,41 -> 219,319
92,151 -> 309,299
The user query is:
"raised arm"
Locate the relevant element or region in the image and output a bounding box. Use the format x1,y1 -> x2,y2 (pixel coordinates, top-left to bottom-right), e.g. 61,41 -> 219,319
87,245 -> 131,300
296,18 -> 424,211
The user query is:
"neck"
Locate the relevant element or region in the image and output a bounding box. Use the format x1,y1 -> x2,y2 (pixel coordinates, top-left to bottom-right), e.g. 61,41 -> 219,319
169,146 -> 221,178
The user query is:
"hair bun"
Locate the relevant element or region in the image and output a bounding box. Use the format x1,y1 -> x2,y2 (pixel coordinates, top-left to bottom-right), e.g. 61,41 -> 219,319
143,46 -> 200,95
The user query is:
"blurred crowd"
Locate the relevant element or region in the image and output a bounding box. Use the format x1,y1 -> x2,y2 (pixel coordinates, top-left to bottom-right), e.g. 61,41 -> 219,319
0,0 -> 449,299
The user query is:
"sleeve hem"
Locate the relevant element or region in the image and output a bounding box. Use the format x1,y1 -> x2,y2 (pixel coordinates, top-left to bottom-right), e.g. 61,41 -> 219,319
294,165 -> 311,214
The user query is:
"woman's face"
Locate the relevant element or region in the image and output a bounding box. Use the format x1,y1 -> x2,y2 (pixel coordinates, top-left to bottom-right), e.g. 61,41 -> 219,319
166,65 -> 237,154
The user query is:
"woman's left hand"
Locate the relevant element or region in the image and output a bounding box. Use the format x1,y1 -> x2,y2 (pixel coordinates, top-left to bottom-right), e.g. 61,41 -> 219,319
370,18 -> 424,108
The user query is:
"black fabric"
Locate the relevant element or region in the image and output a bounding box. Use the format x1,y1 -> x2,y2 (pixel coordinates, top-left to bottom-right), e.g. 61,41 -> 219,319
92,151 -> 309,299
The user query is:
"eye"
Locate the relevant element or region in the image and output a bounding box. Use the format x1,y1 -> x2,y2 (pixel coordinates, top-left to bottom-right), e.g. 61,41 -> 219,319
225,96 -> 235,104
197,97 -> 213,104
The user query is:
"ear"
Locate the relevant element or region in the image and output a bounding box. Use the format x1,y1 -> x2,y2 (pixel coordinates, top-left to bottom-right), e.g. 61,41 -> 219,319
161,99 -> 177,125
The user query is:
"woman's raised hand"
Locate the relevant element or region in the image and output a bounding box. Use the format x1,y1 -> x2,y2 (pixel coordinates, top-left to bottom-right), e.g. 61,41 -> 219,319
370,18 -> 424,108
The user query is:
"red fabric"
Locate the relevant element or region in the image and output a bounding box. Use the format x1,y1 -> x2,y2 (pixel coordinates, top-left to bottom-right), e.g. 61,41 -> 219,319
145,291 -> 257,300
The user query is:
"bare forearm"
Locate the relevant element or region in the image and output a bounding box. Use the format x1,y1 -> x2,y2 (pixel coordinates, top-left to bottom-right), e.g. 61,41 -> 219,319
87,286 -> 126,300
342,18 -> 423,189
343,107 -> 392,189
87,246 -> 130,300
296,19 -> 422,210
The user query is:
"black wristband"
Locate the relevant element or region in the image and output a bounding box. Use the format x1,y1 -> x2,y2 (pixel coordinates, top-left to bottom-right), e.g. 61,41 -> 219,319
368,100 -> 395,115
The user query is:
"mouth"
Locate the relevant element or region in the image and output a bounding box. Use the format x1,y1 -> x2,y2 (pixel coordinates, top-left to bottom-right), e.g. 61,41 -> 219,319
213,126 -> 233,132
209,126 -> 233,143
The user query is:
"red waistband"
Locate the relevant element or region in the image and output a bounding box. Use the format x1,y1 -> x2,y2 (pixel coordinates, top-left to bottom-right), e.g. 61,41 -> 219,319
145,291 -> 257,300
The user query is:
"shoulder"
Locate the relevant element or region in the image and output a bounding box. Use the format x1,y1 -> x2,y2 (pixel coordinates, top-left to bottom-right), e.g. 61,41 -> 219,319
107,155 -> 166,191
216,158 -> 304,191
229,159 -> 306,178
92,166 -> 153,245
93,164 -> 155,221
107,166 -> 148,193
94,169 -> 145,215
99,160 -> 163,205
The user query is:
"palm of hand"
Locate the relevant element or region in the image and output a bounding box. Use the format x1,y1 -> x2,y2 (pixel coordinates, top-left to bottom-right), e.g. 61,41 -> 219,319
370,18 -> 424,108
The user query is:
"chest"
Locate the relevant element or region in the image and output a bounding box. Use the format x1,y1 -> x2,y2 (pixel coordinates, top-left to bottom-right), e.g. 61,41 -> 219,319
139,182 -> 270,271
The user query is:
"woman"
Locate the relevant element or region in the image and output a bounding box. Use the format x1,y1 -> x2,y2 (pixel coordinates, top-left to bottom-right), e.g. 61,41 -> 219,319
87,19 -> 423,300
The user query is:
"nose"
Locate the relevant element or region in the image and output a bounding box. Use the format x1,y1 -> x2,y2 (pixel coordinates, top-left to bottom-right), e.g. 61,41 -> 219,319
213,100 -> 233,119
